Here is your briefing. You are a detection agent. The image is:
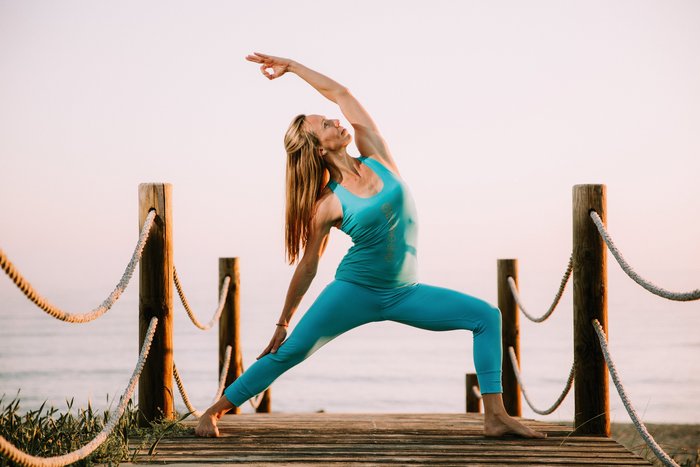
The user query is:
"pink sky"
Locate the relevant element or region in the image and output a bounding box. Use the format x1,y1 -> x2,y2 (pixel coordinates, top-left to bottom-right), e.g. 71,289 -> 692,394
1,1 -> 697,302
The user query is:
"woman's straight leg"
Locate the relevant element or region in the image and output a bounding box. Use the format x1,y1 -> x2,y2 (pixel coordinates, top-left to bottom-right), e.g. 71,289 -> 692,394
381,283 -> 503,394
223,280 -> 382,407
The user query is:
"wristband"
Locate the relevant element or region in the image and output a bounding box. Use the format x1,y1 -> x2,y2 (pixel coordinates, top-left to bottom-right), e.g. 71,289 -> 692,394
276,322 -> 288,328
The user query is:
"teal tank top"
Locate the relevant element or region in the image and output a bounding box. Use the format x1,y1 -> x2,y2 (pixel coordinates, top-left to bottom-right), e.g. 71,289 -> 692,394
327,156 -> 418,288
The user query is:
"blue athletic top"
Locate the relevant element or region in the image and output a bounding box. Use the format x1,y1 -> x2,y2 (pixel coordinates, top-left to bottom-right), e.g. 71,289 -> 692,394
327,156 -> 418,288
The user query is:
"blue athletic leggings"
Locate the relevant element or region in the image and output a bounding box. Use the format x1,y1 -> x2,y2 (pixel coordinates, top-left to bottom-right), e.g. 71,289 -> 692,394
223,280 -> 503,406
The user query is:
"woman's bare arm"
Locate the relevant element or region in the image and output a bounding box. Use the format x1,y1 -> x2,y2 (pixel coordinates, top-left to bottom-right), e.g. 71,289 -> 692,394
245,52 -> 399,173
257,193 -> 340,359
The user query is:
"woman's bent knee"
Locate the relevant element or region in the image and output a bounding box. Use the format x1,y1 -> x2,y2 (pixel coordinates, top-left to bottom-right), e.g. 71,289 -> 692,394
477,303 -> 502,335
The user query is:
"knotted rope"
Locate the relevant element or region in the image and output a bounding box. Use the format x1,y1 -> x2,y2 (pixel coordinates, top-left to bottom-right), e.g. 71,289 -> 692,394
507,347 -> 574,416
592,320 -> 679,467
507,254 -> 573,323
0,210 -> 157,323
0,317 -> 158,467
590,211 -> 700,301
173,346 -> 233,419
174,268 -> 230,331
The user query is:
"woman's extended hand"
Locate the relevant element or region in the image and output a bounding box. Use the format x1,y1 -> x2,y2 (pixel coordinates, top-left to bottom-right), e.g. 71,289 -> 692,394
257,325 -> 288,359
245,52 -> 293,80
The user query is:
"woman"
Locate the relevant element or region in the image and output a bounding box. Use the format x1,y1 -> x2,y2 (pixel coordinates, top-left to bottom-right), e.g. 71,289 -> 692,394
195,52 -> 544,439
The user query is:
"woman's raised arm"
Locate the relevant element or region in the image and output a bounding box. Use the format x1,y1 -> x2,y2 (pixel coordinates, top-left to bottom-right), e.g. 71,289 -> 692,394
245,52 -> 398,171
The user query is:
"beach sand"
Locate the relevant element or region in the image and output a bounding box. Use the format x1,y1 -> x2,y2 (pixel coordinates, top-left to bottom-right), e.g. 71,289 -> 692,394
611,423 -> 700,466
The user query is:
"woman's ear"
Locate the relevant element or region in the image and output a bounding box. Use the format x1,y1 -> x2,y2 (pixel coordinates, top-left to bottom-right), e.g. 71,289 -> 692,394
318,147 -> 327,157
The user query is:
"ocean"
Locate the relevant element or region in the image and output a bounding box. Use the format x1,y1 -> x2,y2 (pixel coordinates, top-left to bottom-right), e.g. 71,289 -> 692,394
1,275 -> 698,426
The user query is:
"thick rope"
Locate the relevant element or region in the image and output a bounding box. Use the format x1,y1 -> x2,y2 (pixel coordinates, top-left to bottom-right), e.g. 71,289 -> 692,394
507,254 -> 573,323
590,211 -> 700,301
508,346 -> 574,416
592,320 -> 679,467
173,346 -> 233,419
0,317 -> 158,467
238,354 -> 266,410
472,386 -> 482,400
174,268 -> 230,331
214,347 -> 233,401
0,210 -> 157,323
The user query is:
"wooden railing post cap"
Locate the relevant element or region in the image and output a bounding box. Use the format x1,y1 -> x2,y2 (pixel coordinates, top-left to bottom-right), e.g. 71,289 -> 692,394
573,184 -> 606,192
139,182 -> 173,187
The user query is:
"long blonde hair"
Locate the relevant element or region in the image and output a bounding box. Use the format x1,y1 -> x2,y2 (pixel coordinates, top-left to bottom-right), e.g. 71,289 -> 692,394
283,114 -> 328,264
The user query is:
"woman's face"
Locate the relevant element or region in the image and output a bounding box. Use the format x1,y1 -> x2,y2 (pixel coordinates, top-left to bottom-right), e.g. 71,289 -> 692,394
305,114 -> 352,154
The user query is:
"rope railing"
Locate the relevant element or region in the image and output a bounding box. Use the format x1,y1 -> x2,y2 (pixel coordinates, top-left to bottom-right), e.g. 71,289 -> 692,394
507,254 -> 573,323
0,210 -> 157,323
173,345 -> 233,418
238,354 -> 266,410
174,268 -> 230,331
590,211 -> 700,301
592,319 -> 679,467
507,346 -> 574,416
471,386 -> 482,401
0,317 -> 158,467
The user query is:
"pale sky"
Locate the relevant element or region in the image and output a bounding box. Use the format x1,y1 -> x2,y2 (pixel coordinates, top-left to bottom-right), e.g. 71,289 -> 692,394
1,1 -> 698,340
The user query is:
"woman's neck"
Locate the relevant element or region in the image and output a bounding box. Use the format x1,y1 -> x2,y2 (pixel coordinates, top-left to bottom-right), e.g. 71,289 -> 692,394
325,150 -> 360,183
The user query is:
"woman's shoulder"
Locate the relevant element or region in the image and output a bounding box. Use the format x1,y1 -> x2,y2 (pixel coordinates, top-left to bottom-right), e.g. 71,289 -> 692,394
361,155 -> 401,178
315,187 -> 343,227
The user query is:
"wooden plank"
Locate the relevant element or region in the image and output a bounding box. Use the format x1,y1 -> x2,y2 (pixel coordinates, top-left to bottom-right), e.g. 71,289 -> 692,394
128,413 -> 648,465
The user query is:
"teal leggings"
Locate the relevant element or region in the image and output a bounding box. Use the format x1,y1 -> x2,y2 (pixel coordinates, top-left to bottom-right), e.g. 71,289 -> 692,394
224,280 -> 503,406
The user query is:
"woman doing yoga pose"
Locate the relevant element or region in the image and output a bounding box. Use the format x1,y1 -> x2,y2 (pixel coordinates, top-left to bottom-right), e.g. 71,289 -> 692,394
195,52 -> 545,439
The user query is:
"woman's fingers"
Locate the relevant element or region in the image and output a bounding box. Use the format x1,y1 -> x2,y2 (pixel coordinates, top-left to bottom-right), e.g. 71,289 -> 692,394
257,342 -> 272,360
259,64 -> 273,79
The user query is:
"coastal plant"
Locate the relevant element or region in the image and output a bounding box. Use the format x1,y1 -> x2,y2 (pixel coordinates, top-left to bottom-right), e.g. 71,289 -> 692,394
0,393 -> 191,467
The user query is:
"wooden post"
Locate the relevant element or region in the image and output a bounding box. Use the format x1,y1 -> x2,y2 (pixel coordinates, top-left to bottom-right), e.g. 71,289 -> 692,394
256,388 -> 272,413
465,373 -> 481,413
497,259 -> 521,417
138,183 -> 174,425
573,184 -> 609,436
219,257 -> 243,414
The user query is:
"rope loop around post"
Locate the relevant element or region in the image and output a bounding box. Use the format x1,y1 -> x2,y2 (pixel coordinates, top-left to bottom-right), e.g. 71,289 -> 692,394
0,317 -> 158,467
0,210 -> 157,323
507,346 -> 574,416
590,211 -> 700,301
592,320 -> 679,467
174,267 -> 231,331
507,253 -> 573,323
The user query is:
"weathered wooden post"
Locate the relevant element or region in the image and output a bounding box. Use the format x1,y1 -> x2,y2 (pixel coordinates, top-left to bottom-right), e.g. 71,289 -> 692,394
465,373 -> 481,413
573,184 -> 609,436
497,259 -> 521,417
219,257 -> 243,414
256,388 -> 272,413
138,183 -> 174,425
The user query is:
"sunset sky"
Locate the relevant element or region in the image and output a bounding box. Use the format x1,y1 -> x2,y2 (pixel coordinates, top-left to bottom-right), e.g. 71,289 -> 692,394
1,0 -> 698,327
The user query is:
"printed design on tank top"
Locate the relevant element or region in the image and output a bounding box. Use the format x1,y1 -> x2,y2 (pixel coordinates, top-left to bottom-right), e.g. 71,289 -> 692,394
381,202 -> 396,262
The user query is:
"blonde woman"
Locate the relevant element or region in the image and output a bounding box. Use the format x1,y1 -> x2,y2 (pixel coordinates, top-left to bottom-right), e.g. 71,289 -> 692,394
195,52 -> 544,439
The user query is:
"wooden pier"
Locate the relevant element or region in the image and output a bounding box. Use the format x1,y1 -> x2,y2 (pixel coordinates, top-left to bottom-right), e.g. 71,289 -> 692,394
127,413 -> 649,465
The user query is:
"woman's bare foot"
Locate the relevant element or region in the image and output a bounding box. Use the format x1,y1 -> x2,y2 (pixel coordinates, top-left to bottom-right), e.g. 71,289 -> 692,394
195,412 -> 221,437
484,411 -> 546,438
194,395 -> 235,438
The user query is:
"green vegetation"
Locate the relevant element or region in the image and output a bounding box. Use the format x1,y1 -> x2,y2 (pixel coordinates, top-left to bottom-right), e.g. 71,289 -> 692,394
0,394 -> 192,467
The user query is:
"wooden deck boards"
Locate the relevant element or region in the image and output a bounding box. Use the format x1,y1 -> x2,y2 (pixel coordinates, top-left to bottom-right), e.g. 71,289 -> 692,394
127,413 -> 649,465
